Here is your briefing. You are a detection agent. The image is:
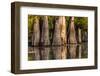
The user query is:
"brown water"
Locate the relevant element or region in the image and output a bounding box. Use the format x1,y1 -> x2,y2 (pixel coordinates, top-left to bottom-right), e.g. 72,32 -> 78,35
28,43 -> 88,61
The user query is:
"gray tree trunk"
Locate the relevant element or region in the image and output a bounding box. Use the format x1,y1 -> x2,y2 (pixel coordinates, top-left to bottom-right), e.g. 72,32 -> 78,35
52,17 -> 62,45
32,16 -> 40,46
41,16 -> 50,46
69,17 -> 77,44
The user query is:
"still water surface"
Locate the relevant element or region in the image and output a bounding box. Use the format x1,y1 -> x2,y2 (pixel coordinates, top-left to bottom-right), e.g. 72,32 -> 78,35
28,43 -> 88,60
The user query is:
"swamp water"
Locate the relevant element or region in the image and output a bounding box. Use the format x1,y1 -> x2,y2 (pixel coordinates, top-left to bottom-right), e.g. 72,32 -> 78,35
28,43 -> 88,60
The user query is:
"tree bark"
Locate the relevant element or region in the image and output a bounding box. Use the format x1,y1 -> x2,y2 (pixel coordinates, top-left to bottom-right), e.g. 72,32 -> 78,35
40,16 -> 50,46
32,16 -> 40,46
52,16 -> 67,45
60,16 -> 67,45
52,17 -> 62,45
69,17 -> 77,44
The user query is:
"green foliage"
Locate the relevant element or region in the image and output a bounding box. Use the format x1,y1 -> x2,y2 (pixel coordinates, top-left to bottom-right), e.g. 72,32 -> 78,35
28,15 -> 88,29
28,15 -> 40,33
48,16 -> 55,29
65,16 -> 70,27
48,16 -> 55,42
74,17 -> 88,29
28,15 -> 88,34
28,15 -> 34,33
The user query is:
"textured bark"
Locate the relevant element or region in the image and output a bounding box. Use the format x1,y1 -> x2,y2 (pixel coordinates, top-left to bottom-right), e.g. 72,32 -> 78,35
69,17 -> 77,43
40,16 -> 50,46
52,17 -> 62,45
60,16 -> 67,45
40,47 -> 50,60
69,44 -> 77,58
52,16 -> 67,45
32,16 -> 40,46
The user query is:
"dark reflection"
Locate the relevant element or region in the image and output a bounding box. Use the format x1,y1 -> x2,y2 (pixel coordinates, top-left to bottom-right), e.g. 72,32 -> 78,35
40,47 -> 50,60
78,44 -> 82,58
28,47 -> 40,60
28,43 -> 88,60
68,44 -> 77,59
81,43 -> 88,58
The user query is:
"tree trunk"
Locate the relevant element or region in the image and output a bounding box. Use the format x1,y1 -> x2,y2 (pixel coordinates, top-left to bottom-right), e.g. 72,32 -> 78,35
52,17 -> 62,45
69,17 -> 77,44
60,16 -> 67,45
32,16 -> 40,46
78,28 -> 82,43
40,16 -> 50,46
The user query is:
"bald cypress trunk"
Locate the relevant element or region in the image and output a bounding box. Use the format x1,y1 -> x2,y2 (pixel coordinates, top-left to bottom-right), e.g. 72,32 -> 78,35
40,16 -> 50,46
60,16 -> 67,45
32,16 -> 40,46
69,17 -> 77,44
52,17 -> 61,45
52,16 -> 67,45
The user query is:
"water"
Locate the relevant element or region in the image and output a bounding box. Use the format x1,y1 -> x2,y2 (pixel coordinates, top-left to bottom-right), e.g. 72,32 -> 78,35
28,43 -> 88,61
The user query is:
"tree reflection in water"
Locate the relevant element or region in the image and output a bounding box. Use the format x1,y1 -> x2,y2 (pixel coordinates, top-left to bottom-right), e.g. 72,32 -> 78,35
68,44 -> 77,59
28,43 -> 88,60
28,47 -> 40,60
52,46 -> 67,59
40,47 -> 50,60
